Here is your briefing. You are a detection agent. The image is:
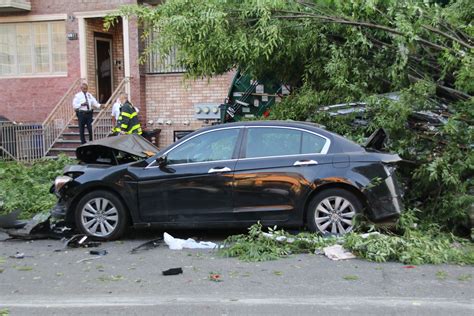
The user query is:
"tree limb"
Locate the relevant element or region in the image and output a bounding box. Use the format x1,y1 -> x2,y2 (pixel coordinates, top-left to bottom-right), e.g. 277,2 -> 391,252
421,25 -> 473,50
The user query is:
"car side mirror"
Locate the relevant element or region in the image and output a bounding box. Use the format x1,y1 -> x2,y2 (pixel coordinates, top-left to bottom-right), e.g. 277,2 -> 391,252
156,155 -> 168,167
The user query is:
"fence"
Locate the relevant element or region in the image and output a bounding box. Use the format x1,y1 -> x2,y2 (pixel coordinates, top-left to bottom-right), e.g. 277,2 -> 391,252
0,123 -> 44,163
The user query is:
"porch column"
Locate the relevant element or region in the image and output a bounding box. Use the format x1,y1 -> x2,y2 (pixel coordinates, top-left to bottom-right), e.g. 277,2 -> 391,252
78,16 -> 87,81
122,16 -> 131,97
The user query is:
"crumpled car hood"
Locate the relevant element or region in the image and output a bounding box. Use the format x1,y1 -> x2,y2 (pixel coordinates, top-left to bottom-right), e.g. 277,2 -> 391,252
76,134 -> 159,165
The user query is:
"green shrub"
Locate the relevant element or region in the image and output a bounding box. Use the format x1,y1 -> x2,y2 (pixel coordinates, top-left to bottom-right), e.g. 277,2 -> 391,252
0,155 -> 74,219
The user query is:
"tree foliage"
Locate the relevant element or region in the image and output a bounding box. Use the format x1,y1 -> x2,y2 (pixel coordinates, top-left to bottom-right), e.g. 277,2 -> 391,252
109,0 -> 474,233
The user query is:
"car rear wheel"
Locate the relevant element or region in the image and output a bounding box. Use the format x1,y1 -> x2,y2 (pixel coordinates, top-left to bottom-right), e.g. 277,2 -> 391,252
307,188 -> 362,236
75,190 -> 128,240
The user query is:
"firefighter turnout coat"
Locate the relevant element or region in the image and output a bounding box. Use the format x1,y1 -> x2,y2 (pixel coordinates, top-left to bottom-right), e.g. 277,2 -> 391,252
114,101 -> 142,135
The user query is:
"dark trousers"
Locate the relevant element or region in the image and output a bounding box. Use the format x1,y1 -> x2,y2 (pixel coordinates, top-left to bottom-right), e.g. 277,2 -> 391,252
77,111 -> 93,144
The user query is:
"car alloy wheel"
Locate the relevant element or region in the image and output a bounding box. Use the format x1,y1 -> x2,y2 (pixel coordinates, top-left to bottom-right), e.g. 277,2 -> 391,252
307,188 -> 362,236
314,196 -> 356,235
80,197 -> 119,238
75,190 -> 128,240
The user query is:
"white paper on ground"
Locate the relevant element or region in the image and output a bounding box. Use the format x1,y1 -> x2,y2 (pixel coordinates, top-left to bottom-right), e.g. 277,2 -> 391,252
163,232 -> 218,250
322,244 -> 356,260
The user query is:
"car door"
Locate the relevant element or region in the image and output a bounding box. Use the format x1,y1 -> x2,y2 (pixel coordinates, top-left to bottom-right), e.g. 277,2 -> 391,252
233,126 -> 330,222
136,127 -> 242,223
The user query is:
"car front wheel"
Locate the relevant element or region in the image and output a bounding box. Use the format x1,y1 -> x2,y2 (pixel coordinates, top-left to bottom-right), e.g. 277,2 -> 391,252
307,188 -> 362,236
75,190 -> 128,240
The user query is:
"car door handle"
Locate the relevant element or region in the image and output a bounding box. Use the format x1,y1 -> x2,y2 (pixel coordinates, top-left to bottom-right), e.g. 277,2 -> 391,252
208,167 -> 232,173
293,160 -> 318,166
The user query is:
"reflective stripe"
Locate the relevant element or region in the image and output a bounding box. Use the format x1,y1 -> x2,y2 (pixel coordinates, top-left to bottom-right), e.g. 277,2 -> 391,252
121,124 -> 128,129
120,111 -> 137,119
128,123 -> 141,134
118,116 -> 123,120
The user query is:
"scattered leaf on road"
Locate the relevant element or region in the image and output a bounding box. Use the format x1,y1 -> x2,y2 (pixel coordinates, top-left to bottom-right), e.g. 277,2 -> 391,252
436,271 -> 448,280
343,275 -> 359,281
15,266 -> 33,271
457,274 -> 472,282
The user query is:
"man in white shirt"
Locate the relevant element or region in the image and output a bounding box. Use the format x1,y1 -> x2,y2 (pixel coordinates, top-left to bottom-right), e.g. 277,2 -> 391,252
111,98 -> 121,128
72,83 -> 101,144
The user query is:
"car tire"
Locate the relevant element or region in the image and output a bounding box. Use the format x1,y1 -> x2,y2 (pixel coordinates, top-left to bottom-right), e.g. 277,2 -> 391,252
307,188 -> 362,236
74,190 -> 128,240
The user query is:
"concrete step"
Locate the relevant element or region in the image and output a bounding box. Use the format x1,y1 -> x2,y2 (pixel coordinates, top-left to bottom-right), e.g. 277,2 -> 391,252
61,132 -> 81,140
51,139 -> 82,149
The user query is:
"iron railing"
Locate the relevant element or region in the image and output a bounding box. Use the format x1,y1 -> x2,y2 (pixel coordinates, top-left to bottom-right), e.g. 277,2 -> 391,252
92,77 -> 129,140
43,78 -> 82,156
0,77 -> 128,162
0,123 -> 43,163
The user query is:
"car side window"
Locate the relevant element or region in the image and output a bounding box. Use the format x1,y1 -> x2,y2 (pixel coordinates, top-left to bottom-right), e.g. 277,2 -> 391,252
166,129 -> 240,164
245,128 -> 301,158
301,132 -> 326,154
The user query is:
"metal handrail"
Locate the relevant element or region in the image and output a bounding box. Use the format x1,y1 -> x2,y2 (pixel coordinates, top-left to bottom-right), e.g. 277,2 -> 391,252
43,78 -> 81,126
42,78 -> 82,155
92,77 -> 129,140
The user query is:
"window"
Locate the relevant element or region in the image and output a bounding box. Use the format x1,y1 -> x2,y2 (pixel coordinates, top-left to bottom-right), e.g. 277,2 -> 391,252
167,129 -> 240,165
145,28 -> 185,74
246,128 -> 301,158
0,21 -> 66,77
301,132 -> 327,154
245,127 -> 328,158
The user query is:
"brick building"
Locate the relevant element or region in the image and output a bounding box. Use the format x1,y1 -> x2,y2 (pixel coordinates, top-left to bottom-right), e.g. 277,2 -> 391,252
0,0 -> 233,151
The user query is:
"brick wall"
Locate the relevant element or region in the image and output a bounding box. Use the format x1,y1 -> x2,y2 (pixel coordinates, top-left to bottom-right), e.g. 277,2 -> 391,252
145,72 -> 235,148
0,0 -> 138,123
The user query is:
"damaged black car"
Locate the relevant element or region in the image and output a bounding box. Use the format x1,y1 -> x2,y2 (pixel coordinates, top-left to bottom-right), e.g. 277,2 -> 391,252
51,121 -> 404,240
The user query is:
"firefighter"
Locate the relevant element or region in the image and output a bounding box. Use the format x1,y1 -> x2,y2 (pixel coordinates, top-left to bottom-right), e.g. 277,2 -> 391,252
114,93 -> 142,135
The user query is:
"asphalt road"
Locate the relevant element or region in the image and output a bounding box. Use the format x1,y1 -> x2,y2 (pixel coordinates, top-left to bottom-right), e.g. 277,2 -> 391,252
0,229 -> 473,315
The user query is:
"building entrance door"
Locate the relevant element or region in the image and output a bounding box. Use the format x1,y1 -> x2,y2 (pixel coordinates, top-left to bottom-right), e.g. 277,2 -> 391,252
95,37 -> 113,103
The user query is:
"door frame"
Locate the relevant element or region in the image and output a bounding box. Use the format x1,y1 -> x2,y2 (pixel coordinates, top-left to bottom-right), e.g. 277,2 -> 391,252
94,36 -> 113,103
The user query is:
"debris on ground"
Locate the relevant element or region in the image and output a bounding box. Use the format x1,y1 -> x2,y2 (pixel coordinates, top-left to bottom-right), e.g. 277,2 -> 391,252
0,210 -> 27,229
9,252 -> 26,259
164,232 -> 217,250
209,273 -> 222,282
162,267 -> 183,276
62,235 -> 101,249
0,212 -> 74,240
89,249 -> 108,256
323,245 -> 356,261
76,256 -> 103,264
130,237 -> 163,254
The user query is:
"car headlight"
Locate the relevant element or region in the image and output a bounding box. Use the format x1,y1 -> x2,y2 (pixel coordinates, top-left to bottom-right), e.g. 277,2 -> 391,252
54,175 -> 73,192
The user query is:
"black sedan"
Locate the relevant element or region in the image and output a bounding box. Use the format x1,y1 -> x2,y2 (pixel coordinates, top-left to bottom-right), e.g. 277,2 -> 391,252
52,121 -> 403,240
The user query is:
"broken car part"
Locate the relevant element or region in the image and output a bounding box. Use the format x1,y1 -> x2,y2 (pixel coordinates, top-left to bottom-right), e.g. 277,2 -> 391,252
130,237 -> 163,254
162,267 -> 183,276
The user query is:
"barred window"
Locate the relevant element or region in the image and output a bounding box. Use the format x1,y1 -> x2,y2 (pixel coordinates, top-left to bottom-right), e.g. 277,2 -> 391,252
146,29 -> 185,74
0,21 -> 66,77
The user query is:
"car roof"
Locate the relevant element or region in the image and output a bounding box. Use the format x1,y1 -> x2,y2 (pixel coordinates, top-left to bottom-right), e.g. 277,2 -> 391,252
164,120 -> 363,155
